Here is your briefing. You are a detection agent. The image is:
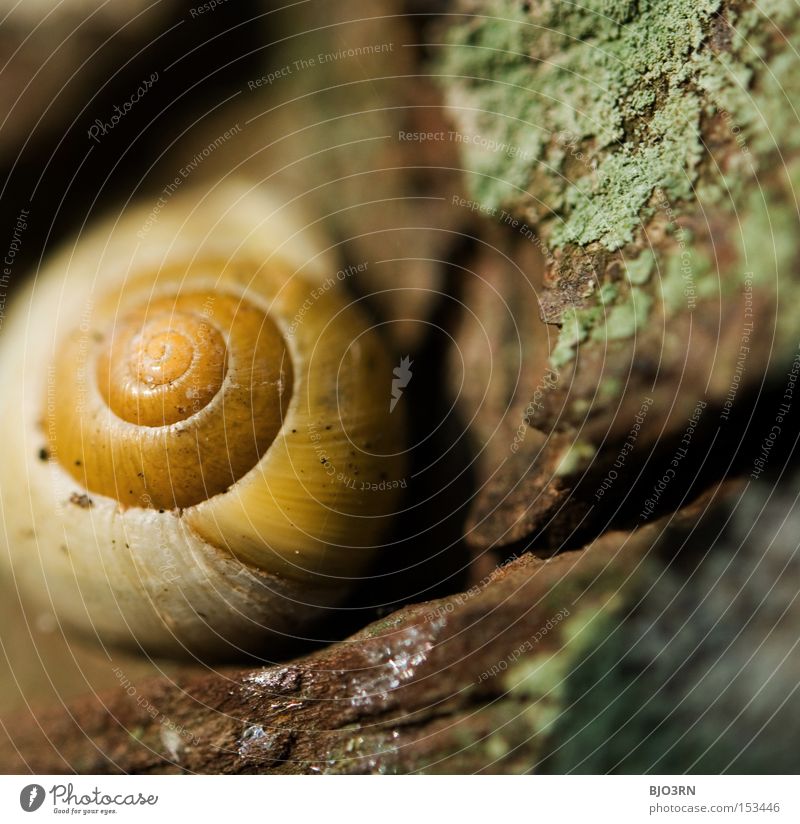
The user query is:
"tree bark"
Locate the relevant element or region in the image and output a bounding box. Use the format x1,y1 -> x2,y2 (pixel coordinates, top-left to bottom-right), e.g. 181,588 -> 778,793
0,514 -> 679,774
2,0 -> 798,774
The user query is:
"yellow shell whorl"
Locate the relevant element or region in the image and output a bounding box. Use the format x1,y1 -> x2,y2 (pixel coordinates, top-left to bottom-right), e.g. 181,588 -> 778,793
51,283 -> 293,510
42,242 -> 406,582
0,183 -> 407,656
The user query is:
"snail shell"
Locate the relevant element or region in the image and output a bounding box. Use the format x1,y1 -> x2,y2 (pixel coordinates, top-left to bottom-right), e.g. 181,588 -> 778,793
0,182 -> 406,658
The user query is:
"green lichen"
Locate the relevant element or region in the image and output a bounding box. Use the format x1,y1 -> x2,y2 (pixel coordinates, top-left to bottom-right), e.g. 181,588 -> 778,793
592,288 -> 653,341
440,0 -> 800,254
441,0 -> 800,410
440,0 -> 721,249
504,604 -> 621,739
549,286 -> 653,369
624,249 -> 655,285
553,93 -> 704,249
659,252 -> 698,315
655,152 -> 800,321
736,180 -> 799,288
695,5 -> 800,168
506,654 -> 569,733
599,376 -> 623,403
549,304 -> 604,369
485,734 -> 511,761
554,441 -> 597,477
598,282 -> 618,304
544,480 -> 800,772
571,398 -> 592,417
562,600 -> 622,645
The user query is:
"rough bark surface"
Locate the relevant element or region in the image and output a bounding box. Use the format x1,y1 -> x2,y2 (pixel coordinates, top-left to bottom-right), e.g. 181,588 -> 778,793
1,0 -> 797,775
0,517 -> 668,774
437,0 -> 800,549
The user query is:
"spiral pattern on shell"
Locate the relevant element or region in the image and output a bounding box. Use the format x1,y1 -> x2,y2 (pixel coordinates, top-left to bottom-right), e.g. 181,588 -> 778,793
0,184 -> 406,657
54,283 -> 292,510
